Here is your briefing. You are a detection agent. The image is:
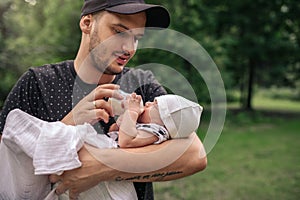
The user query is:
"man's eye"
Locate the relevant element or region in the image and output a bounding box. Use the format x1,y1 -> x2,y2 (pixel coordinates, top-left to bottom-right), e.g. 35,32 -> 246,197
114,29 -> 126,36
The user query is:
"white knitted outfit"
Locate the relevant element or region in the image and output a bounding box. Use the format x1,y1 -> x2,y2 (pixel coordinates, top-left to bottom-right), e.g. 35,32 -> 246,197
0,109 -> 137,200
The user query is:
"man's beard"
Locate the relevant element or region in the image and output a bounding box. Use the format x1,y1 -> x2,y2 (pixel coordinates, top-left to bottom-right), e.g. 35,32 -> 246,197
89,30 -> 122,75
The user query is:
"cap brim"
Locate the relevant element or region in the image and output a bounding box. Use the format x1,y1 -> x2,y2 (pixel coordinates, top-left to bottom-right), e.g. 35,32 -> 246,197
106,4 -> 170,28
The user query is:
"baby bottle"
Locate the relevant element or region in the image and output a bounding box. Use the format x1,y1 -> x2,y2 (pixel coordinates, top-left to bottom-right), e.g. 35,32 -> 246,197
108,90 -> 143,115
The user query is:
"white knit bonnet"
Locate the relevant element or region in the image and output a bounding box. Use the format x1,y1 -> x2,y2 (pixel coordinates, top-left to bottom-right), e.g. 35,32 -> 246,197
155,95 -> 203,138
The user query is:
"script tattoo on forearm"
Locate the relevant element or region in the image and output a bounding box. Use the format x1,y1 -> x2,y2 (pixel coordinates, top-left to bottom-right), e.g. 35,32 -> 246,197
115,171 -> 183,182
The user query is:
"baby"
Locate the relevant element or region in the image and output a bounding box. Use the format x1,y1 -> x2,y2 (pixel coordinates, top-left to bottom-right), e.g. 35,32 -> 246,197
109,93 -> 203,148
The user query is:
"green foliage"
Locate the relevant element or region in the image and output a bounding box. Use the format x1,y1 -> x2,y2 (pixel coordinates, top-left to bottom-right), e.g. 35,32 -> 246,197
0,69 -> 17,107
2,0 -> 82,70
148,0 -> 300,109
0,0 -> 82,107
258,86 -> 300,101
0,0 -> 299,109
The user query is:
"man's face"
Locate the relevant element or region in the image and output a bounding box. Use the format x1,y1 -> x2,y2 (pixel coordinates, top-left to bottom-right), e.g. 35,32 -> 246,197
89,11 -> 146,75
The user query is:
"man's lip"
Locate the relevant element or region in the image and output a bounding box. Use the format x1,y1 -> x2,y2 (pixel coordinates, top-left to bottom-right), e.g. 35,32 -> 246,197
115,54 -> 130,65
116,56 -> 128,65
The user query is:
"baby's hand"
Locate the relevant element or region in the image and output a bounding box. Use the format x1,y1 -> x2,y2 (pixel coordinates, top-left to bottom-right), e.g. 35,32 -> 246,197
124,93 -> 144,115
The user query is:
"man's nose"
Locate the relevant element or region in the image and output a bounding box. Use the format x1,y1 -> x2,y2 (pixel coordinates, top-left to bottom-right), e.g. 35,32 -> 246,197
121,36 -> 136,53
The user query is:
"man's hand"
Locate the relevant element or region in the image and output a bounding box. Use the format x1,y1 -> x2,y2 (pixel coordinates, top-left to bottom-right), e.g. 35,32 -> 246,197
49,145 -> 104,199
61,84 -> 123,125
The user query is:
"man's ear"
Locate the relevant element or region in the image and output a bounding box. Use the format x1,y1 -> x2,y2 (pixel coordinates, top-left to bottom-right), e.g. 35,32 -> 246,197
80,14 -> 93,34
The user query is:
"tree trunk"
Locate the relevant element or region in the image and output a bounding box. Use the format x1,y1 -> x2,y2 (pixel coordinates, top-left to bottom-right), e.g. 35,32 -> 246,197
245,59 -> 255,110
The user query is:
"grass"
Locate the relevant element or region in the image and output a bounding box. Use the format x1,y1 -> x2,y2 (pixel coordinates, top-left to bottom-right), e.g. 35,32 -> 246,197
227,87 -> 300,112
253,97 -> 300,112
253,87 -> 300,112
153,111 -> 300,200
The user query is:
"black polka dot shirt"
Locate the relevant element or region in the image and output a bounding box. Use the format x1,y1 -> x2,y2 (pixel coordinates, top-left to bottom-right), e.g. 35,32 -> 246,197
0,60 -> 166,200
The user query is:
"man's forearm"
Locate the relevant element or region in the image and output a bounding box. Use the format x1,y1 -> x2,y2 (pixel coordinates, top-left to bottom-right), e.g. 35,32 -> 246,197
86,132 -> 207,182
51,133 -> 207,195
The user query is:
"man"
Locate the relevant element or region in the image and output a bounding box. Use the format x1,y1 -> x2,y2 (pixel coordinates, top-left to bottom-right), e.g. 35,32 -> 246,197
0,0 -> 207,199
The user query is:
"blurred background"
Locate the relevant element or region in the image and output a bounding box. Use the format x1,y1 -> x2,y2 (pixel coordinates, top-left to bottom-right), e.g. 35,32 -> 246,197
0,0 -> 299,199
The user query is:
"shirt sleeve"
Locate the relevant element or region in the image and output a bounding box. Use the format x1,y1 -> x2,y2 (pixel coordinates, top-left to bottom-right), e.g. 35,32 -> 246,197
0,69 -> 41,134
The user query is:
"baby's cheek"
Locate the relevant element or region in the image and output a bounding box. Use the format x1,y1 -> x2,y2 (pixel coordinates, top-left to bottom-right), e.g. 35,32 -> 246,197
149,108 -> 161,124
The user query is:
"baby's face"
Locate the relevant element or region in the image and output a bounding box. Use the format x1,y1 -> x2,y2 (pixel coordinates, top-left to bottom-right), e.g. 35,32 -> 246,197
138,100 -> 164,126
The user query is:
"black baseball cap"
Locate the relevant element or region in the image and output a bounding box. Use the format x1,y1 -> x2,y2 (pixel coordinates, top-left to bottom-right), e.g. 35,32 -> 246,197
81,0 -> 170,28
